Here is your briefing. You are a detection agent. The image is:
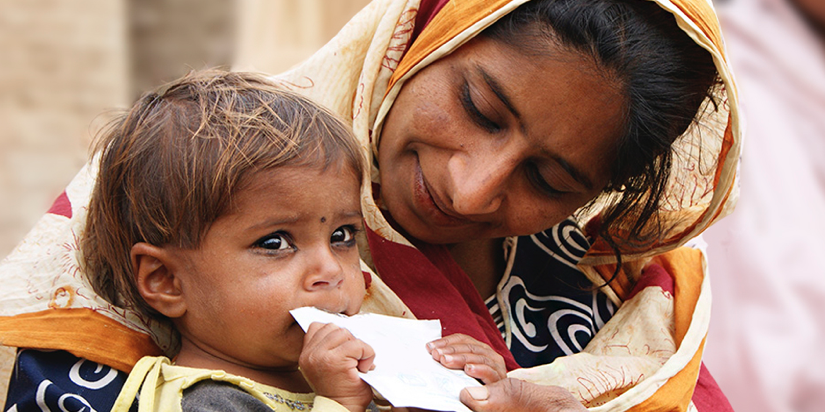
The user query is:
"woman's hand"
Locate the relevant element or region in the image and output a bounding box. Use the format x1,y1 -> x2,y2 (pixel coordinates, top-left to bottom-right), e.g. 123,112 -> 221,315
299,322 -> 375,412
426,333 -> 506,384
460,379 -> 586,412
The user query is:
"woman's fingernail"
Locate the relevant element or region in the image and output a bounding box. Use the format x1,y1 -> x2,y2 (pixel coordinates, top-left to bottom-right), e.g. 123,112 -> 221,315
426,342 -> 434,350
465,386 -> 489,400
443,354 -> 453,363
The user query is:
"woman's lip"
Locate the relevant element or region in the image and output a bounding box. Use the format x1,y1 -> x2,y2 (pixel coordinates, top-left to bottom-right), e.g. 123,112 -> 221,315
413,157 -> 472,227
424,178 -> 465,220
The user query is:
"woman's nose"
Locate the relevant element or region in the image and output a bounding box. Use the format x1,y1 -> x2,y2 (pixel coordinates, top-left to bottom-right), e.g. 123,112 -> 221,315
446,147 -> 517,216
303,246 -> 344,291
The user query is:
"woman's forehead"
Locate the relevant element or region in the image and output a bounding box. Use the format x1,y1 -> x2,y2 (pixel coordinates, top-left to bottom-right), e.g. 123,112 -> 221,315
453,36 -> 624,163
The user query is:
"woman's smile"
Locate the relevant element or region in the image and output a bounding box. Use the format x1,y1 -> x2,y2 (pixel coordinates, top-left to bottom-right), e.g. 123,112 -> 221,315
413,155 -> 475,227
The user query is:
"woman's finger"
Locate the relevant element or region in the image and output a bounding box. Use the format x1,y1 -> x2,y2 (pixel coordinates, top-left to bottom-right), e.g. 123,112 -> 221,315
460,379 -> 586,412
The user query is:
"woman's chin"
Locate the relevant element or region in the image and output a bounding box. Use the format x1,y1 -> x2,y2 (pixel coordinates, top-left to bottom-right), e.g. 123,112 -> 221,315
402,218 -> 478,245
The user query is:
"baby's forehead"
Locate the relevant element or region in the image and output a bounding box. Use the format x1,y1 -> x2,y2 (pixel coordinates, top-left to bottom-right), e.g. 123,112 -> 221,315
247,158 -> 361,183
233,162 -> 362,203
214,164 -> 362,227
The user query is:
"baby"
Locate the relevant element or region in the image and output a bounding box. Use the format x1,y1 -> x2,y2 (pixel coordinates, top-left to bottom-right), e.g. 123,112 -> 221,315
81,70 -> 504,412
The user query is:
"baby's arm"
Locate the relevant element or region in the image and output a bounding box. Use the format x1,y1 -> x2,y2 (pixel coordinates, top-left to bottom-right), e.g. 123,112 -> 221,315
299,322 -> 375,412
426,334 -> 507,384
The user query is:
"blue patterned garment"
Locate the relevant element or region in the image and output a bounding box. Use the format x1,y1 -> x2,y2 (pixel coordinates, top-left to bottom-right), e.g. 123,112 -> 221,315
4,349 -> 131,412
486,218 -> 617,368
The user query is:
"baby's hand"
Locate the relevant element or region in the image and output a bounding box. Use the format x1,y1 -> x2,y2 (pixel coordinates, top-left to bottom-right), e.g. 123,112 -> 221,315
299,322 -> 375,412
426,334 -> 506,384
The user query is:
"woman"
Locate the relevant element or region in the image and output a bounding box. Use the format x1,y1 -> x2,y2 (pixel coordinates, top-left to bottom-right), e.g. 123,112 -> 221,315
0,0 -> 739,410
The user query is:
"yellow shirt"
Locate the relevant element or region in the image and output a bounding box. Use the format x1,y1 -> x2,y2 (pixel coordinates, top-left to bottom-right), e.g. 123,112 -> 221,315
112,356 -> 350,412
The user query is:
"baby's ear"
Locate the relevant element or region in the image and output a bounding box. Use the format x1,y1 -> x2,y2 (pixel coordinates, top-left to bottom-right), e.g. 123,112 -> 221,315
131,242 -> 187,319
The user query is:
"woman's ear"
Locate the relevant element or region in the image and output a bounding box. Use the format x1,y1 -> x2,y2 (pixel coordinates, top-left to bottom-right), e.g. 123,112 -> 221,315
131,242 -> 187,319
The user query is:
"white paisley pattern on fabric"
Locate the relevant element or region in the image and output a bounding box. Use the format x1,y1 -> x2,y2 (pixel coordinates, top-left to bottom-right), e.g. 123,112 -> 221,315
488,218 -> 617,367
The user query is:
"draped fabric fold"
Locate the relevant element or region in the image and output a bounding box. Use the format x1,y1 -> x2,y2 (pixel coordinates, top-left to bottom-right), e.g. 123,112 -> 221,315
0,0 -> 739,410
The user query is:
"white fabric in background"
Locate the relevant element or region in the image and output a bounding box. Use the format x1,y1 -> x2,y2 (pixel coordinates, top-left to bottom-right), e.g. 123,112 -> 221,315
703,0 -> 825,411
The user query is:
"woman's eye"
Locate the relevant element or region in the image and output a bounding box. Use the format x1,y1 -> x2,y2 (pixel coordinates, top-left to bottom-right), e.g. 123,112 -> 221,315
527,163 -> 564,198
255,233 -> 293,251
331,225 -> 358,246
461,81 -> 501,133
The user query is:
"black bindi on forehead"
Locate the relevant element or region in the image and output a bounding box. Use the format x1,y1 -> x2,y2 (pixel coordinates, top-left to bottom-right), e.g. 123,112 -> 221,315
320,217 -> 327,223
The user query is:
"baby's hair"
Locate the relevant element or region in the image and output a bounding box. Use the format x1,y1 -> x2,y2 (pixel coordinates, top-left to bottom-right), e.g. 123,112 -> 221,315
82,69 -> 364,318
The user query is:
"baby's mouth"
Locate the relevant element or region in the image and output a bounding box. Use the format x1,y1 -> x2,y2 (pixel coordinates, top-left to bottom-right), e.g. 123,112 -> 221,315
306,304 -> 350,316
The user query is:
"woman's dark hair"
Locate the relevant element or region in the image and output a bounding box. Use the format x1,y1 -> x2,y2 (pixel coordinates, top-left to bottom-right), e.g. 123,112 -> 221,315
483,0 -> 720,268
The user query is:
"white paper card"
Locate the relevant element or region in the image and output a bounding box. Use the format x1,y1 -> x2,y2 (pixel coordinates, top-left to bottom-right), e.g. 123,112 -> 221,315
290,306 -> 480,412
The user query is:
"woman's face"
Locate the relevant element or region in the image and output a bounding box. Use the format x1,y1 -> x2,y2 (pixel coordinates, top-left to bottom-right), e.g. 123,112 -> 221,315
378,35 -> 626,244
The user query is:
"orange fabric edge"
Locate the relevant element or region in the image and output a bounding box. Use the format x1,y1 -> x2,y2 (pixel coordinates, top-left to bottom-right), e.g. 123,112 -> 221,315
711,120 -> 735,188
591,263 -> 632,301
387,0 -> 511,93
628,338 -> 706,412
597,247 -> 705,410
0,308 -> 164,373
669,0 -> 726,61
648,247 -> 703,346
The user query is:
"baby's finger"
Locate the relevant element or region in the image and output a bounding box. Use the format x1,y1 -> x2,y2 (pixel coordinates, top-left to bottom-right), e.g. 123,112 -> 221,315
463,363 -> 504,385
321,332 -> 374,371
426,333 -> 478,352
320,323 -> 357,343
436,352 -> 504,375
303,321 -> 324,337
432,342 -> 492,359
302,322 -> 331,348
302,323 -> 359,356
354,340 -> 376,373
431,343 -> 502,367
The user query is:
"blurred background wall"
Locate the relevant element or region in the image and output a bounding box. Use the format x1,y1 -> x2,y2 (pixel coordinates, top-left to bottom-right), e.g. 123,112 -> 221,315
0,0 -> 370,258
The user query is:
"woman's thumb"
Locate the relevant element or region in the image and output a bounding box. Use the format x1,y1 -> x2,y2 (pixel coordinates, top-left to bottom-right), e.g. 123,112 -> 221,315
459,379 -> 518,412
459,378 -> 586,412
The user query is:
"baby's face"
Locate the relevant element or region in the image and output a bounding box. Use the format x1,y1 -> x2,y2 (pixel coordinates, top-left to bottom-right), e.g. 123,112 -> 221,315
171,163 -> 364,371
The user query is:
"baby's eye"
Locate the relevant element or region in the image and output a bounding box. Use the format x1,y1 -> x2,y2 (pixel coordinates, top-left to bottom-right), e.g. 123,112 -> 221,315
255,232 -> 293,251
330,225 -> 358,246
